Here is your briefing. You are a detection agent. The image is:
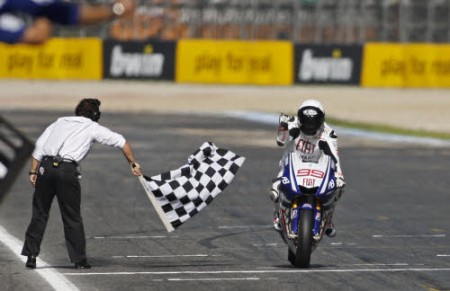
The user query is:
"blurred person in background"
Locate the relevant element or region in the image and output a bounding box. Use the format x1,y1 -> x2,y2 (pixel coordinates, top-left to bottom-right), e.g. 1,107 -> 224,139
22,98 -> 142,269
0,0 -> 136,44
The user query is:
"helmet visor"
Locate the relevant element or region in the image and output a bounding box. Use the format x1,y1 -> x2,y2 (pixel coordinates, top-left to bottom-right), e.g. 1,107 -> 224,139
298,107 -> 324,135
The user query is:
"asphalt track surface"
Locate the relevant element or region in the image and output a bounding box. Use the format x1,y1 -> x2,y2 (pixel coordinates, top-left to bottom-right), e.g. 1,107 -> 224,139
1,110 -> 450,291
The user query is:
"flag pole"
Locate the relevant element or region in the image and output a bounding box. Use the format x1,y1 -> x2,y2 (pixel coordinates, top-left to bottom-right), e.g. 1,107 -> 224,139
138,176 -> 175,233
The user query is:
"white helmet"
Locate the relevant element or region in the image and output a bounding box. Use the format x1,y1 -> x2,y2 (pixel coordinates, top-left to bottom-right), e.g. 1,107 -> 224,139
297,99 -> 325,136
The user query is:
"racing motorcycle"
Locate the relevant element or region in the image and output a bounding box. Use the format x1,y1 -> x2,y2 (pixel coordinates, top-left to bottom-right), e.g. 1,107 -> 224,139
275,142 -> 338,268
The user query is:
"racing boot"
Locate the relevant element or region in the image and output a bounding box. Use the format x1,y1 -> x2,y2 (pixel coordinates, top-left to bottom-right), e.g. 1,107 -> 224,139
325,221 -> 336,237
273,210 -> 281,232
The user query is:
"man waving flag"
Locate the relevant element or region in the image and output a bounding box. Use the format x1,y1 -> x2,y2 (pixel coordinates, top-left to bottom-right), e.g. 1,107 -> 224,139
139,142 -> 245,232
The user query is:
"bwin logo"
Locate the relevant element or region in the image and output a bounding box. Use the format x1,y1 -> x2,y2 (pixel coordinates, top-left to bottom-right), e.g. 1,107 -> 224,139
110,45 -> 164,77
298,49 -> 353,82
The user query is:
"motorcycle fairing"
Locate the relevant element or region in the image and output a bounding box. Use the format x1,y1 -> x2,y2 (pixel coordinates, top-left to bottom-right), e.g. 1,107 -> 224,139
280,152 -> 337,200
279,151 -> 337,237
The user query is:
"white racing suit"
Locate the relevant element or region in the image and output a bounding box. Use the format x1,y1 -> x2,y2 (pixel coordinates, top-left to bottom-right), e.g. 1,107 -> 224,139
271,114 -> 345,234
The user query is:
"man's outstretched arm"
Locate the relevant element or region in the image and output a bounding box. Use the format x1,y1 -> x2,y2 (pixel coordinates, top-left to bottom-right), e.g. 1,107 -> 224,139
122,141 -> 142,176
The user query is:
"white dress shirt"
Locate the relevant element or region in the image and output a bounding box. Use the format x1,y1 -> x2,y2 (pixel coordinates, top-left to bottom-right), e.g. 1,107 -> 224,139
32,116 -> 126,162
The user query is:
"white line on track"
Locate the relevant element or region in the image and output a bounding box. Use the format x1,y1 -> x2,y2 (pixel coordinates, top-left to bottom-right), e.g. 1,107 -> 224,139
112,254 -> 221,258
168,277 -> 263,282
92,235 -> 175,239
372,234 -> 446,238
437,254 -> 450,257
218,225 -> 271,229
63,267 -> 450,276
252,243 -> 278,247
0,225 -> 78,291
347,263 -> 410,266
329,242 -> 359,246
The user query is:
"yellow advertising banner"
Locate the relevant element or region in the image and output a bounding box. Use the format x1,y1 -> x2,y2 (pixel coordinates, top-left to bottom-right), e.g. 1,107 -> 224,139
0,38 -> 102,80
362,43 -> 450,88
176,40 -> 293,85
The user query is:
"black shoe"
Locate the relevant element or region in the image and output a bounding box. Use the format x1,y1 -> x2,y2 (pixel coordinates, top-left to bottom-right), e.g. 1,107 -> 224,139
74,259 -> 91,269
26,255 -> 36,269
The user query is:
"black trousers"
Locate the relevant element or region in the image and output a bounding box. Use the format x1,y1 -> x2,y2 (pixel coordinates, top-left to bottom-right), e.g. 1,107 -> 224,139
21,159 -> 86,263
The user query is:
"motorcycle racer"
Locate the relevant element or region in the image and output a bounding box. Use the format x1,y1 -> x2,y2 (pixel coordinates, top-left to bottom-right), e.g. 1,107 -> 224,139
270,99 -> 345,237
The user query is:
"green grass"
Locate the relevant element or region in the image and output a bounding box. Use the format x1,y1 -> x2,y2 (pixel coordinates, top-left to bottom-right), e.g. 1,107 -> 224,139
326,117 -> 450,141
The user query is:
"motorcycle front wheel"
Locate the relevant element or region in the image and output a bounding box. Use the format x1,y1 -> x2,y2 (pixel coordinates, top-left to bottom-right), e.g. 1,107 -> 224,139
288,208 -> 314,268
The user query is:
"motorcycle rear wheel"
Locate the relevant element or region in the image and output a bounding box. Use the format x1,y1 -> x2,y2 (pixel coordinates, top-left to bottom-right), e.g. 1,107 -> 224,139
289,208 -> 314,268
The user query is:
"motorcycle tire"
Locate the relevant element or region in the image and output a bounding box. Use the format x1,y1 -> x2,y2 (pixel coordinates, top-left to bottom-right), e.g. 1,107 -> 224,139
294,208 -> 314,268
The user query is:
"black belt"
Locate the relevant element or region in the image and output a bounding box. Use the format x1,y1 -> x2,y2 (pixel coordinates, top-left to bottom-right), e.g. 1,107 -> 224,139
42,156 -> 78,166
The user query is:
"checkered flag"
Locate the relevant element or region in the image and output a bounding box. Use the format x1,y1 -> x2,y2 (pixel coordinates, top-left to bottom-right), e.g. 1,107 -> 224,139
139,142 -> 245,232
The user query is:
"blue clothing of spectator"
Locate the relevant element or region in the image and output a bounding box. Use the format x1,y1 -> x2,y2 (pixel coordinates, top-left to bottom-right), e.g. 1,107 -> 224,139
0,0 -> 79,44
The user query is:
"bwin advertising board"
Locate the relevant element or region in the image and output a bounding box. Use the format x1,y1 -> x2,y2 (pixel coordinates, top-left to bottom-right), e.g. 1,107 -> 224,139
294,45 -> 362,85
103,40 -> 176,80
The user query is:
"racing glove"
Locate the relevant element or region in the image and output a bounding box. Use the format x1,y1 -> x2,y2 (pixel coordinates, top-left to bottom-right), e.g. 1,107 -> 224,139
336,176 -> 346,189
276,113 -> 290,146
335,176 -> 345,201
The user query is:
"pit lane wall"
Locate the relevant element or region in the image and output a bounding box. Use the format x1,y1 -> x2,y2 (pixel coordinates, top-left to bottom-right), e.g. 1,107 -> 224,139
0,39 -> 449,88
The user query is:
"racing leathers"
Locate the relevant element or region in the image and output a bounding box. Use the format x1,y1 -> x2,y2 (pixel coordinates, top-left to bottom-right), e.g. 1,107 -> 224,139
271,114 -> 345,236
